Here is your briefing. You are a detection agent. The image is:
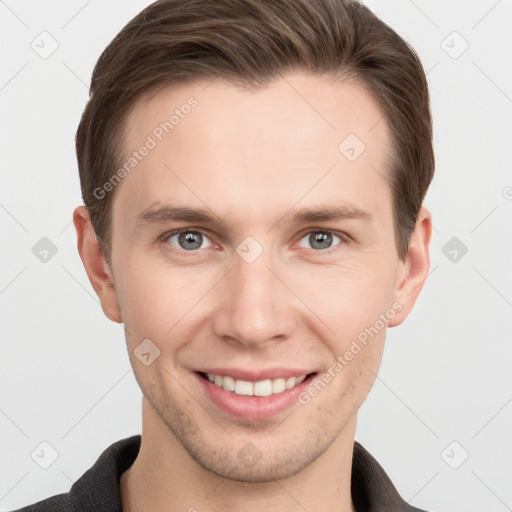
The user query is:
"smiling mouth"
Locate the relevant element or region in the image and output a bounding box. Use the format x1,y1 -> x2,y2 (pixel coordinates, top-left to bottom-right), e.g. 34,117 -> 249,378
198,371 -> 317,397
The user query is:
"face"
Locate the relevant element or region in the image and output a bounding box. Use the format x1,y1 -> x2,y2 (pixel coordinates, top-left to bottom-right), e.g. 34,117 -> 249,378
103,72 -> 411,481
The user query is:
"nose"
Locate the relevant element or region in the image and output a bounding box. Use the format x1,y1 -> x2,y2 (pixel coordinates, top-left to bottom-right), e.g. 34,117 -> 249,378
211,246 -> 298,349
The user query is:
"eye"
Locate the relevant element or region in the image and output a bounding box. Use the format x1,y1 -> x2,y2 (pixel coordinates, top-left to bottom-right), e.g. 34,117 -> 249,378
297,230 -> 344,253
165,229 -> 213,251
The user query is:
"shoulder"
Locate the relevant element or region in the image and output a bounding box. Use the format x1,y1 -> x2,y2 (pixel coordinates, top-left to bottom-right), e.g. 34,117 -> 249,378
9,493 -> 70,512
9,435 -> 141,512
352,441 -> 431,512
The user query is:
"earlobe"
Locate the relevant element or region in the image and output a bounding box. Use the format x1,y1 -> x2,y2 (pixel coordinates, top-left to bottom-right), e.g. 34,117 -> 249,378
73,206 -> 123,323
388,206 -> 432,327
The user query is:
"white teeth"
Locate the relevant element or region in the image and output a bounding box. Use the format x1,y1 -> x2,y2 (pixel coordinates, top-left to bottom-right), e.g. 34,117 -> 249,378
285,377 -> 296,389
206,373 -> 308,396
234,380 -> 253,396
272,378 -> 286,394
223,375 -> 235,392
253,379 -> 272,397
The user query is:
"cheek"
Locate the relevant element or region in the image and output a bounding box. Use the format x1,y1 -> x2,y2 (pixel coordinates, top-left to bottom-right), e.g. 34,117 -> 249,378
116,258 -> 219,342
293,260 -> 396,344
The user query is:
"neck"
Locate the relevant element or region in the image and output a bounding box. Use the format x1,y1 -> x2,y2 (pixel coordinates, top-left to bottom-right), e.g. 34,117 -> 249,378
121,399 -> 357,512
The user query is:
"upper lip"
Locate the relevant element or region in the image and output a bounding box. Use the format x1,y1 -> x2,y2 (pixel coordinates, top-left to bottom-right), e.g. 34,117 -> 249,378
196,368 -> 316,382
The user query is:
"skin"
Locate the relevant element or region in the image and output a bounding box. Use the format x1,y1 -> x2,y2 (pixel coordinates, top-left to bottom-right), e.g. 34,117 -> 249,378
74,71 -> 432,512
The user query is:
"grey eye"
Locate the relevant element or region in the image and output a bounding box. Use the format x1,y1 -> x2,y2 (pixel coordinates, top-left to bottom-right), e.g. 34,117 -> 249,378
167,230 -> 213,251
298,231 -> 342,251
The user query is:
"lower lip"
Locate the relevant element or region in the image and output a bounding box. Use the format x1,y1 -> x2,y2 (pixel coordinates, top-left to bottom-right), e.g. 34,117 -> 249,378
194,372 -> 316,421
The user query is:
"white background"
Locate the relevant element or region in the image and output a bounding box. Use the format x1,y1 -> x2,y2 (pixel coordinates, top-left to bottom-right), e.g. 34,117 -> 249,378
1,1 -> 511,511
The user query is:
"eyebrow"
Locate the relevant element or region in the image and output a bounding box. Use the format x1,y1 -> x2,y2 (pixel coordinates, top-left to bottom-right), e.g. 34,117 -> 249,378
135,206 -> 226,229
134,203 -> 372,230
281,204 -> 372,226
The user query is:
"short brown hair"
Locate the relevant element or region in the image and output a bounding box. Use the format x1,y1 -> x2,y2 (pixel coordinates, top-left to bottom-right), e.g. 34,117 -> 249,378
76,0 -> 434,263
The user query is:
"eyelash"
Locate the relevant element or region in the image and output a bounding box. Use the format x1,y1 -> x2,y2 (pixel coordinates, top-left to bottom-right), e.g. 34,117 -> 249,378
160,228 -> 348,257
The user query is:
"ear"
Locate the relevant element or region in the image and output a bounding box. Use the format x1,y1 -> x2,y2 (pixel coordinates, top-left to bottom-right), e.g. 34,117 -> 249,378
73,205 -> 123,323
388,206 -> 432,327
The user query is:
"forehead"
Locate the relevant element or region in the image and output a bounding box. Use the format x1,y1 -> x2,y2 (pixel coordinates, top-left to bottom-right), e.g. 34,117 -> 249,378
114,72 -> 393,230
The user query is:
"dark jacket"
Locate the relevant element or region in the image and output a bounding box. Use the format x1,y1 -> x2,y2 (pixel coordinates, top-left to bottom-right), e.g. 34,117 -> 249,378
11,435 -> 428,511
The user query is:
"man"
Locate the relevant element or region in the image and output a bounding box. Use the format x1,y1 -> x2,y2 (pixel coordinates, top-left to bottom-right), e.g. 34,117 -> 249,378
14,0 -> 434,510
